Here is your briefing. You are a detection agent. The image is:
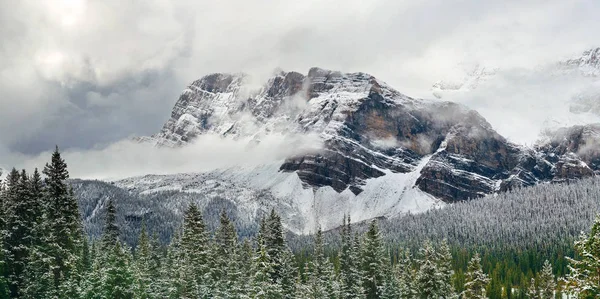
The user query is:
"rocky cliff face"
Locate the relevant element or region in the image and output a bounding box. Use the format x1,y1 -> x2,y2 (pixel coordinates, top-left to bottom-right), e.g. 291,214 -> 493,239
140,67 -> 600,204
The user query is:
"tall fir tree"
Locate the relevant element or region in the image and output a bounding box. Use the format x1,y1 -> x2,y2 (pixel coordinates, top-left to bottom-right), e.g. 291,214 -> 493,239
102,243 -> 135,299
565,214 -> 600,297
0,236 -> 8,299
3,168 -> 27,297
361,220 -> 388,299
339,215 -> 364,299
536,260 -> 555,299
308,226 -> 338,299
179,203 -> 211,298
213,210 -> 242,298
397,248 -> 416,299
134,220 -> 152,299
462,253 -> 489,299
43,147 -> 84,290
101,198 -> 120,251
264,209 -> 286,283
416,240 -> 440,299
437,240 -> 457,299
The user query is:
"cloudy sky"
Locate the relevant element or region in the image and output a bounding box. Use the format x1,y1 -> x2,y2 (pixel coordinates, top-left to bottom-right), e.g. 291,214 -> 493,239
1,0 -> 600,176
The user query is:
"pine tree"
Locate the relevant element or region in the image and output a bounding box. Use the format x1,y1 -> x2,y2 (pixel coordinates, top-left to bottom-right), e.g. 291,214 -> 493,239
536,260 -> 555,299
3,168 -> 26,296
308,226 -> 338,299
103,243 -> 135,299
179,203 -> 211,298
264,209 -> 286,283
361,220 -> 388,299
416,240 -> 440,299
280,248 -> 298,299
527,278 -> 538,299
564,214 -> 600,297
397,248 -> 415,299
0,237 -> 9,299
339,215 -> 364,299
213,210 -> 242,298
462,253 -> 489,299
134,221 -> 152,299
101,198 -> 120,251
238,239 -> 255,296
380,271 -> 401,299
251,240 -> 283,299
438,240 -> 457,299
43,147 -> 84,290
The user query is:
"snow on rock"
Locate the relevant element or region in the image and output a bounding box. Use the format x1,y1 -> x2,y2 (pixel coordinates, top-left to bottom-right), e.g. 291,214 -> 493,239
113,155 -> 444,234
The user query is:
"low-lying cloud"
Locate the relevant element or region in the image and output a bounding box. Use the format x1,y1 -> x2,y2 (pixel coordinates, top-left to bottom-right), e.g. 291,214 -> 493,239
4,133 -> 323,180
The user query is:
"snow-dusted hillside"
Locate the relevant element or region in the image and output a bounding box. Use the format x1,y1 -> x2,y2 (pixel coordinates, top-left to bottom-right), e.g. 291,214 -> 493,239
113,159 -> 442,234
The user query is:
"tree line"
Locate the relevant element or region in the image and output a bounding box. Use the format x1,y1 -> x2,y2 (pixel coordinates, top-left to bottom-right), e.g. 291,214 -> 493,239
1,148 -> 599,298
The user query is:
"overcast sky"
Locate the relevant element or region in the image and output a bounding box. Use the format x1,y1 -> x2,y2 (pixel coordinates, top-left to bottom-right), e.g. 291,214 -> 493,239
1,0 -> 600,175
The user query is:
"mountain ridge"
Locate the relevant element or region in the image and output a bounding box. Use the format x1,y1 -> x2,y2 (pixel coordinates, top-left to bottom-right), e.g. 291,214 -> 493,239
135,67 -> 600,207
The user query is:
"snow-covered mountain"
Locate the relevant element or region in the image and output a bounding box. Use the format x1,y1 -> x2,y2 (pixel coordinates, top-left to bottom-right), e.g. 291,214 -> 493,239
70,67 -> 600,233
561,48 -> 600,77
432,47 -> 600,100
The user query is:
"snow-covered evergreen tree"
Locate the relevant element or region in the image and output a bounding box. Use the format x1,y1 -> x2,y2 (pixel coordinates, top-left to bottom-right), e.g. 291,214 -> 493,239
565,214 -> 600,297
462,253 -> 489,299
0,236 -> 8,299
134,221 -> 152,299
251,240 -> 283,299
102,243 -> 136,299
339,215 -> 364,299
307,226 -> 338,299
527,278 -> 539,299
101,198 -> 120,251
42,147 -> 84,291
397,248 -> 415,299
437,240 -> 457,299
536,260 -> 555,299
213,210 -> 243,298
361,220 -> 388,299
179,203 -> 211,298
416,240 -> 440,299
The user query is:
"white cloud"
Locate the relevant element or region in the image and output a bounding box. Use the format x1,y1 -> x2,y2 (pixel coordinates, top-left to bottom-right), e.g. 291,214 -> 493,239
1,0 -> 600,172
8,133 -> 322,180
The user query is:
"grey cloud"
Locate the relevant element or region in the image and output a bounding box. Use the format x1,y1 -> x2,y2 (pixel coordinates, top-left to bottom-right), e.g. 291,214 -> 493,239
1,0 -> 600,169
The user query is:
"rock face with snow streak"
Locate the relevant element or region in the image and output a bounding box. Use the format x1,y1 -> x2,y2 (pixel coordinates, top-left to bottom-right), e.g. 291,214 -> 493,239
139,67 -> 600,205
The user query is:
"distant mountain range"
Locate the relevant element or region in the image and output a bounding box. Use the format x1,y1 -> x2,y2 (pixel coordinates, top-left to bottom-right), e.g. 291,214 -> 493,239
69,60 -> 600,235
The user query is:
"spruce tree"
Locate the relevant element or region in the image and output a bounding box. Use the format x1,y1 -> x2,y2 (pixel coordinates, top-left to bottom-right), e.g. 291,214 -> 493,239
308,226 -> 338,299
179,203 -> 211,297
565,214 -> 600,297
0,237 -> 9,299
134,221 -> 152,299
416,240 -> 440,299
397,248 -> 416,299
101,198 -> 120,251
103,243 -> 135,299
213,210 -> 242,298
340,215 -> 364,299
462,253 -> 489,299
43,147 -> 84,290
251,240 -> 283,299
536,260 -> 555,299
527,278 -> 538,299
437,240 -> 457,299
361,220 -> 388,299
238,239 -> 255,296
264,209 -> 286,283
3,168 -> 27,296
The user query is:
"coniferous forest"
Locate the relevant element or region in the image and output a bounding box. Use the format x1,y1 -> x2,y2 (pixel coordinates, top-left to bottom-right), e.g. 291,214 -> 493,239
3,149 -> 600,298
